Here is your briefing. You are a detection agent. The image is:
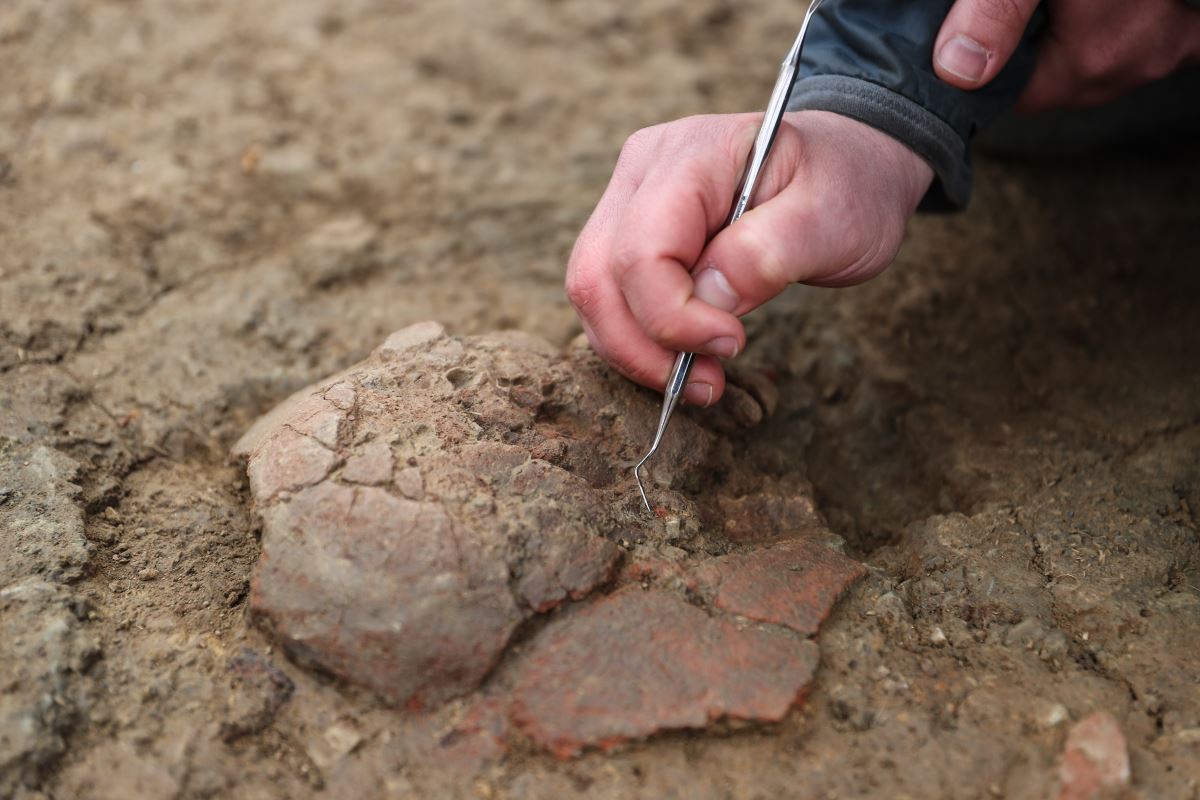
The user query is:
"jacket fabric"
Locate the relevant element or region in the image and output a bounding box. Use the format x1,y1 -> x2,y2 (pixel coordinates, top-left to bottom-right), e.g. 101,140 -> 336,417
789,0 -> 1044,210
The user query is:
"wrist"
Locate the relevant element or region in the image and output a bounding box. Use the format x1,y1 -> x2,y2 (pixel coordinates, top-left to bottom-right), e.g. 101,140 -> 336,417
783,110 -> 934,213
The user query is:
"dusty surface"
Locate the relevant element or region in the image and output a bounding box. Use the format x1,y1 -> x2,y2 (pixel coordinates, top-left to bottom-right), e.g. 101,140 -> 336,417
1,0 -> 1198,797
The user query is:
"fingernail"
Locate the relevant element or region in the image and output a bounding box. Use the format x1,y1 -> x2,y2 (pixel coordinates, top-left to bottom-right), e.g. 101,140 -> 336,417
693,268 -> 739,312
703,336 -> 739,359
683,381 -> 714,407
936,34 -> 989,83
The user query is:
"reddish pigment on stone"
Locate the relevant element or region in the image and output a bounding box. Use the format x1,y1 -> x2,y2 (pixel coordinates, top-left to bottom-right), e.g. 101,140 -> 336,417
692,538 -> 867,636
1059,711 -> 1130,800
511,586 -> 819,757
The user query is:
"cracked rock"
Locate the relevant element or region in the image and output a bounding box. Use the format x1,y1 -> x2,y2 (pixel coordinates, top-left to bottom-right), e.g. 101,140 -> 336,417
236,322 -> 862,741
511,586 -> 819,757
1059,711 -> 1130,800
235,323 -> 708,708
692,538 -> 867,636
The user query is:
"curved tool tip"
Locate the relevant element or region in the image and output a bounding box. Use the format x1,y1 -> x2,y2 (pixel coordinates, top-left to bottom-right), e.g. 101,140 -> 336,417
633,462 -> 652,514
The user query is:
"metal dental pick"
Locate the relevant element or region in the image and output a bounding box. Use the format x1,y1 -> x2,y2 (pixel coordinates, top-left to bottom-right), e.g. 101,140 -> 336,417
633,0 -> 824,514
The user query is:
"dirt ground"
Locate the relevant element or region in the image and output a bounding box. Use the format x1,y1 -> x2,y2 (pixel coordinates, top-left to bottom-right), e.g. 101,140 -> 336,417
2,0 -> 1199,798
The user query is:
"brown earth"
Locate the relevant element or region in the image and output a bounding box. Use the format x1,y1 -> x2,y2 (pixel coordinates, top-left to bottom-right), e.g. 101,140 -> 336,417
1,0 -> 1199,798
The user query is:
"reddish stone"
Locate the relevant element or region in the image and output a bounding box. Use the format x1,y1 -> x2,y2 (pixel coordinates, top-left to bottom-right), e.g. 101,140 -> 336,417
286,394 -> 345,448
515,533 -> 620,612
511,587 -> 818,757
692,538 -> 866,636
529,437 -> 567,464
246,427 -> 335,500
239,323 -> 848,727
323,381 -> 356,411
252,482 -> 522,707
620,556 -> 688,586
393,466 -> 424,499
1059,711 -> 1130,800
241,324 -> 635,709
341,440 -> 393,485
432,697 -> 511,771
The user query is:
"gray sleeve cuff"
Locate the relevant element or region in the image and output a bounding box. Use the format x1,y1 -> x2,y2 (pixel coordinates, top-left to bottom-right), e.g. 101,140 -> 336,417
788,74 -> 970,211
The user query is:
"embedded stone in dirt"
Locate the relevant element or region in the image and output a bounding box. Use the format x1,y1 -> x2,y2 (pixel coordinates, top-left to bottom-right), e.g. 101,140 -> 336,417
692,538 -> 867,636
219,648 -> 295,743
511,586 -> 819,757
234,323 -> 717,708
237,321 -> 862,742
1058,711 -> 1130,800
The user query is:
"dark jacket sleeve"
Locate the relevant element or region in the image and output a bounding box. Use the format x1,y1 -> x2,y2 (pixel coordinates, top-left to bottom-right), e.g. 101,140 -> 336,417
788,0 -> 1044,210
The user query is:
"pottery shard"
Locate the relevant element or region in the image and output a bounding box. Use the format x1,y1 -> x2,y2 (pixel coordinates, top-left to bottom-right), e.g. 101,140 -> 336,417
692,538 -> 867,636
341,440 -> 393,485
241,322 -> 642,708
246,427 -> 336,500
252,481 -> 521,707
1059,711 -> 1131,800
512,587 -> 819,757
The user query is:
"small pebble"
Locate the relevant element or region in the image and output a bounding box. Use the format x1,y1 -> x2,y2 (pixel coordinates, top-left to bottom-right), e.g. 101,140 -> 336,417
1036,702 -> 1070,729
664,516 -> 682,540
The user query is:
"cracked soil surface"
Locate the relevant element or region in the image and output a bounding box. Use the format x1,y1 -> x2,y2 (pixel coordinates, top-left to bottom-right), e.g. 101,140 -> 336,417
2,0 -> 1199,798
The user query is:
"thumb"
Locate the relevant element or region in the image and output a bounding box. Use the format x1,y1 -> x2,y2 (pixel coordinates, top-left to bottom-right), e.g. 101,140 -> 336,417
689,179 -> 872,319
933,0 -> 1040,88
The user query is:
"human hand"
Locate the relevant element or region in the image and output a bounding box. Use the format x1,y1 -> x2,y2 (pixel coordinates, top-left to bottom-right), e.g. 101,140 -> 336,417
565,110 -> 932,406
933,0 -> 1200,112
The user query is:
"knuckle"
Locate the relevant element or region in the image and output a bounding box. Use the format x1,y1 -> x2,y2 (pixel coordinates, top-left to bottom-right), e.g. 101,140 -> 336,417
565,272 -> 601,314
974,0 -> 1026,29
1068,35 -> 1140,84
617,126 -> 658,165
1072,45 -> 1112,82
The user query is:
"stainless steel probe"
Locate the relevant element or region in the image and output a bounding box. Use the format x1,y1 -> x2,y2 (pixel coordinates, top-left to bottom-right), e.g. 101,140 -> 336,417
634,0 -> 824,513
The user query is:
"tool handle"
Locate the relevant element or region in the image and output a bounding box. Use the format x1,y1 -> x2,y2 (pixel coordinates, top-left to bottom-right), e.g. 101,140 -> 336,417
726,0 -> 823,228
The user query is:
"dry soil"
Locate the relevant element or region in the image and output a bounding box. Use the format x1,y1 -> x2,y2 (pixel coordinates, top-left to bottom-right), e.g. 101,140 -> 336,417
2,0 -> 1199,798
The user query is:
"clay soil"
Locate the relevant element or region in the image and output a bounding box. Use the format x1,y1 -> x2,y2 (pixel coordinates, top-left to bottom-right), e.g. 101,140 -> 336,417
2,0 -> 1199,798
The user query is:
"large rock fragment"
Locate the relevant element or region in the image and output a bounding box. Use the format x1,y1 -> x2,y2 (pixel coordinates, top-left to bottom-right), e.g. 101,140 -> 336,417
1058,711 -> 1131,800
511,587 -> 819,757
692,538 -> 867,636
235,323 -> 701,708
237,322 -> 864,741
252,481 -> 523,706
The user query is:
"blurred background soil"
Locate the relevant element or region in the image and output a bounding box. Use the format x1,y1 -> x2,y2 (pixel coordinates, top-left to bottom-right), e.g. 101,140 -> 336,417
1,0 -> 1198,797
